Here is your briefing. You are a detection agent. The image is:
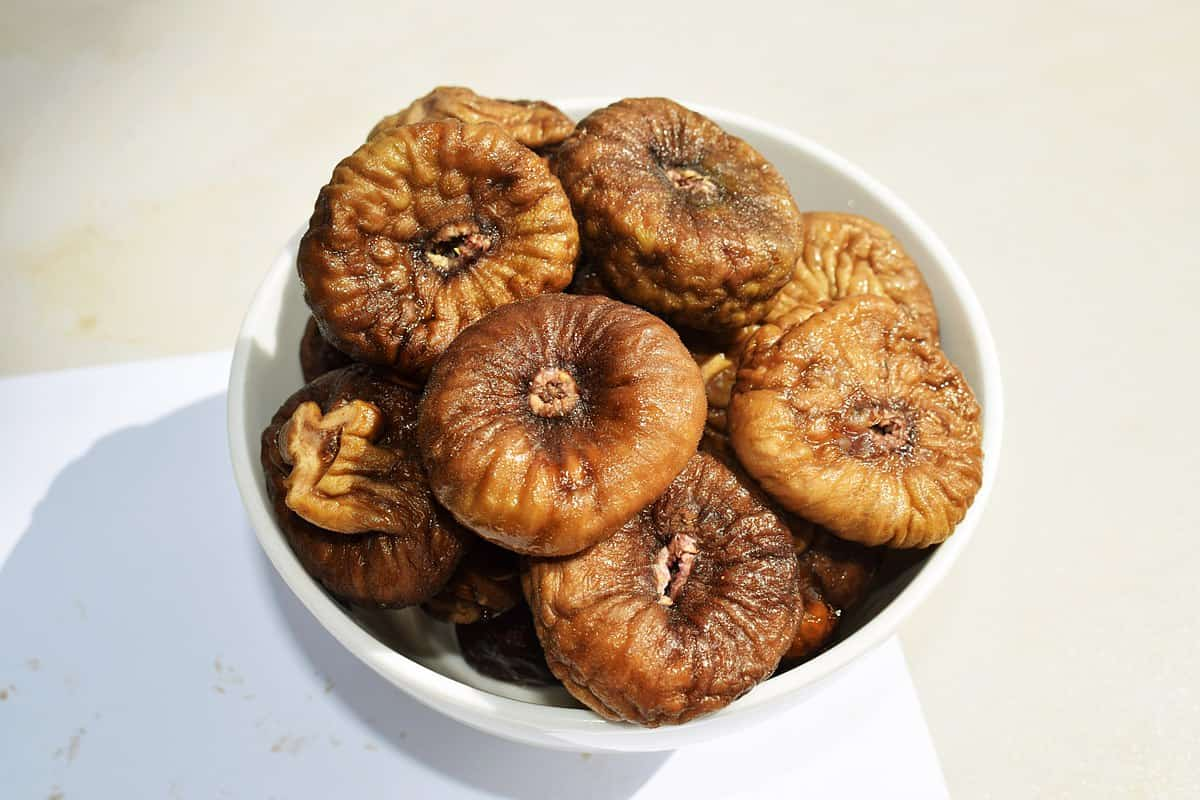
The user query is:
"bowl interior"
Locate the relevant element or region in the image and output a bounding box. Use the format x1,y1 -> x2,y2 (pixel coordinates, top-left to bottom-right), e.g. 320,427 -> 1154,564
230,99 -> 1002,733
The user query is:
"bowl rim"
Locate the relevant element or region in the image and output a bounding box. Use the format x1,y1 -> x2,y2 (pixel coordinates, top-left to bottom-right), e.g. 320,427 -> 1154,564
227,97 -> 1005,740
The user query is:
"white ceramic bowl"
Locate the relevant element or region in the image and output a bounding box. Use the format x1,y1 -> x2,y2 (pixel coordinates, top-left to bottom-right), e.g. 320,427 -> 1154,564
227,99 -> 1004,752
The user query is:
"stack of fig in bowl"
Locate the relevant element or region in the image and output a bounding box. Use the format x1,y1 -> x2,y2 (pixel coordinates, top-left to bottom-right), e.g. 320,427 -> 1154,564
259,88 -> 985,728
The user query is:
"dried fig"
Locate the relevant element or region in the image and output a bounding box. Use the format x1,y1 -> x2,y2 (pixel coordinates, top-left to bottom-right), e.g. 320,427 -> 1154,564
418,293 -> 706,556
730,295 -> 983,548
553,98 -> 803,331
368,86 -> 575,152
565,257 -> 617,298
456,604 -> 556,687
260,365 -> 469,607
524,453 -> 800,726
298,120 -> 579,379
300,315 -> 355,382
691,299 -> 825,447
695,349 -> 737,439
785,520 -> 881,662
771,212 -> 939,339
422,539 -> 521,625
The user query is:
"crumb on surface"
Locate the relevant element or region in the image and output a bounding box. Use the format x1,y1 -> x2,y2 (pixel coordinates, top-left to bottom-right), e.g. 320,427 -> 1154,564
66,729 -> 85,763
270,736 -> 306,755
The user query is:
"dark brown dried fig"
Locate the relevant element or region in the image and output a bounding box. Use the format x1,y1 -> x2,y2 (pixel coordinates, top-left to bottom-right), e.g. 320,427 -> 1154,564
298,120 -> 579,379
456,604 -> 556,687
369,86 -> 575,151
770,212 -> 939,339
524,453 -> 800,726
260,365 -> 469,607
422,539 -> 521,625
418,294 -> 706,556
730,295 -> 983,548
785,520 -> 881,662
300,315 -> 355,382
565,257 -> 617,298
553,98 -> 803,331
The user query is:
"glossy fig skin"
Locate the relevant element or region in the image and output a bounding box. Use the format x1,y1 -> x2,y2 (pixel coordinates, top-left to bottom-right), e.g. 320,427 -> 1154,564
418,294 -> 706,557
298,120 -> 579,379
524,453 -> 800,727
260,366 -> 469,607
299,315 -> 355,382
773,213 -> 939,339
369,86 -> 575,151
784,520 -> 882,662
456,604 -> 557,687
553,98 -> 802,331
730,295 -> 983,548
422,539 -> 522,625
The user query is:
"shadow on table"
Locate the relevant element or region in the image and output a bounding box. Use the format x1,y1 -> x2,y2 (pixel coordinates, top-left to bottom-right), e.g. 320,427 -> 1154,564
260,526 -> 670,800
1,393 -> 667,799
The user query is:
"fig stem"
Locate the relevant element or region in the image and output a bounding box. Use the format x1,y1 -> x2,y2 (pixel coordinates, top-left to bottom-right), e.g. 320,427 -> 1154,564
528,367 -> 580,418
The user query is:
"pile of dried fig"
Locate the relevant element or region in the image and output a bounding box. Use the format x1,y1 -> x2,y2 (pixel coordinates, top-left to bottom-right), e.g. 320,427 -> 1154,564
261,88 -> 984,727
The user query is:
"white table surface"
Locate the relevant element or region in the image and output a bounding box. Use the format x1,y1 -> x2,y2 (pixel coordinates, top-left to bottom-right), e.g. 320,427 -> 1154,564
2,2 -> 1198,796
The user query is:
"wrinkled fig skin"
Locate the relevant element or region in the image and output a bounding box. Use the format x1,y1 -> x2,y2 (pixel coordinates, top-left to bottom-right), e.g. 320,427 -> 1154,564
298,120 -> 579,379
688,300 -> 824,444
368,86 -> 576,151
300,315 -> 355,382
801,531 -> 880,611
261,366 -> 469,607
785,521 -> 882,662
730,295 -> 983,548
553,98 -> 803,331
456,604 -> 557,687
422,539 -> 522,625
773,212 -> 939,339
418,294 -> 707,557
524,453 -> 800,726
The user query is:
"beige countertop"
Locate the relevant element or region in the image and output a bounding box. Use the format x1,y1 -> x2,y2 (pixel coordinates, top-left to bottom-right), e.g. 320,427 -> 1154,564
4,2 -> 1197,795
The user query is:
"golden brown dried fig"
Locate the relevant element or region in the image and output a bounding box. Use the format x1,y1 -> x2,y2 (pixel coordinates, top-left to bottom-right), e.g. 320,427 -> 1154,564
260,365 -> 469,607
298,120 -> 579,379
456,604 -> 557,687
418,294 -> 706,556
369,86 -> 575,151
785,520 -> 881,662
771,212 -> 938,339
695,349 -> 737,438
553,98 -> 802,331
730,295 -> 983,548
524,453 -> 800,726
300,315 -> 355,382
422,539 -> 521,625
690,300 -> 825,448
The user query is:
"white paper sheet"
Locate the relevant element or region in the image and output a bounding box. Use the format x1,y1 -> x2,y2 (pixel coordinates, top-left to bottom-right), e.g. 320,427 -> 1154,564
0,352 -> 948,799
